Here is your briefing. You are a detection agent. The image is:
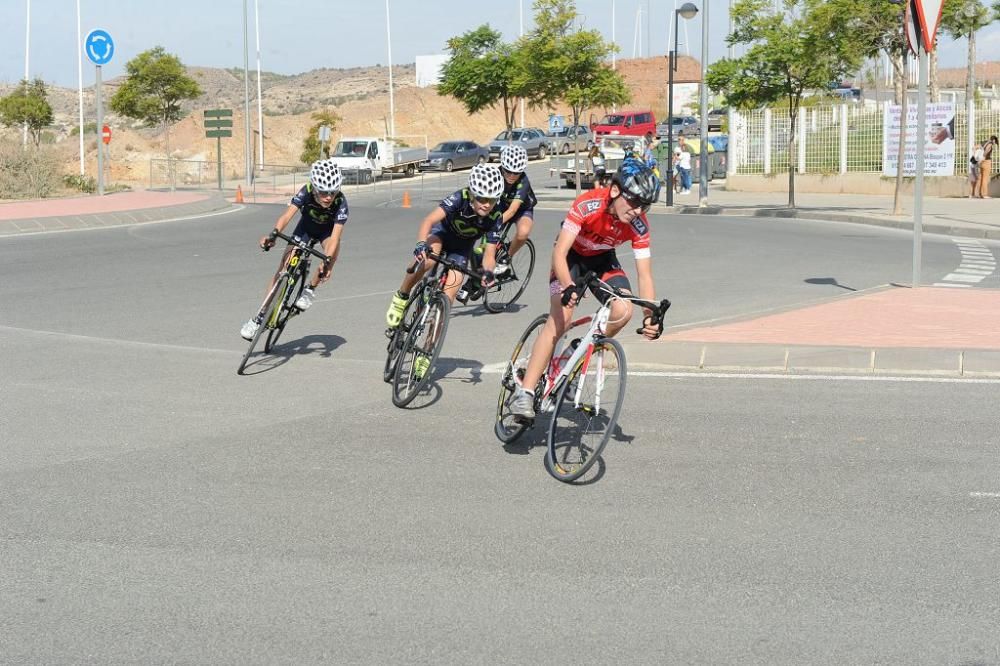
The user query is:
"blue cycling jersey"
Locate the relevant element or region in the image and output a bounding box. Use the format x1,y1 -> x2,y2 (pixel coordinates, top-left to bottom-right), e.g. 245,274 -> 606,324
438,188 -> 502,243
290,184 -> 349,226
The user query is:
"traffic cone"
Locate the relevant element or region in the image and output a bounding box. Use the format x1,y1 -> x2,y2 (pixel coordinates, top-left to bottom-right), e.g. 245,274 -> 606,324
402,191 -> 411,208
235,185 -> 244,204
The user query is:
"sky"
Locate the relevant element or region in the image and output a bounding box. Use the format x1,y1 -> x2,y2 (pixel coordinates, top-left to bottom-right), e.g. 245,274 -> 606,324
0,0 -> 996,89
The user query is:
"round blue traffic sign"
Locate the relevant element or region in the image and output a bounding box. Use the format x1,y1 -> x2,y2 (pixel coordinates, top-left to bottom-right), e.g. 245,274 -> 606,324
85,30 -> 115,66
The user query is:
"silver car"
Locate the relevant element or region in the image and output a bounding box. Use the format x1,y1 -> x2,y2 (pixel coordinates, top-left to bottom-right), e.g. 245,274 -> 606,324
418,140 -> 489,172
546,125 -> 595,154
488,128 -> 551,161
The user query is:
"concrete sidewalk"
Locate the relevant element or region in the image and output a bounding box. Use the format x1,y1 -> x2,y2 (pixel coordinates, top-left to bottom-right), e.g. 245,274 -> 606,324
0,190 -> 233,235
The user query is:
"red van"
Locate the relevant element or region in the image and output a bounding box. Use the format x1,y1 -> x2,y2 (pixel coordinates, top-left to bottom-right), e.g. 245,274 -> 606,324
590,109 -> 657,138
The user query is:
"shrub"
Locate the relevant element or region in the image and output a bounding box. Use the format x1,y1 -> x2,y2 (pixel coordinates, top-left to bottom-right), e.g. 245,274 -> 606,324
0,141 -> 62,199
62,173 -> 97,193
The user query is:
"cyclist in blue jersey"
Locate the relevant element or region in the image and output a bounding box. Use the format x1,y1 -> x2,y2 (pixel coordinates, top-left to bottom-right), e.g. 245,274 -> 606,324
240,159 -> 347,340
497,145 -> 537,265
385,163 -> 505,334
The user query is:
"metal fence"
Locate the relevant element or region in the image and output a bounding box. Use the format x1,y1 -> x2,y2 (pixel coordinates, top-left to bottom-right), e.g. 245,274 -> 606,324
733,103 -> 1000,176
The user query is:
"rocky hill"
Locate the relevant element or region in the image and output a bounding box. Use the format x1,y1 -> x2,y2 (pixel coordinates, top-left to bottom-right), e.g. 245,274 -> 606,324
7,56 -> 984,188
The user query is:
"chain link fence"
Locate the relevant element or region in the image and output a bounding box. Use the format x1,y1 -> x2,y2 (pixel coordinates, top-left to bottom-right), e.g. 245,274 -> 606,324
733,103 -> 1000,177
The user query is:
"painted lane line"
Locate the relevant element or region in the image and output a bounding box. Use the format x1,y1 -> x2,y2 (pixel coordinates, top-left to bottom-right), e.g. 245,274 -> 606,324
932,283 -> 971,288
0,204 -> 245,240
969,492 -> 1000,498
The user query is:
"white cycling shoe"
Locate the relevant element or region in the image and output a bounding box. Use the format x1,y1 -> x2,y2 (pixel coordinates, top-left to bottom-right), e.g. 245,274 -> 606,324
240,319 -> 260,341
295,287 -> 315,311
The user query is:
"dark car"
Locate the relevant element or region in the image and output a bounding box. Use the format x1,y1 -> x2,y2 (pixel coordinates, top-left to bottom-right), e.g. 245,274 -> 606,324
656,115 -> 699,138
546,125 -> 595,154
418,140 -> 489,172
707,108 -> 728,132
488,128 -> 552,161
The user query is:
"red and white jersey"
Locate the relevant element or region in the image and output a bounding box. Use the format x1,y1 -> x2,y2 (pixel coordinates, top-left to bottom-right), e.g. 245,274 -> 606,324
561,188 -> 651,260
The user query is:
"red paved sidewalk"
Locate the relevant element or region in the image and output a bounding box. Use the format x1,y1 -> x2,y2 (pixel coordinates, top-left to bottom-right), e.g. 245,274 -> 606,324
663,287 -> 1000,350
0,191 -> 210,221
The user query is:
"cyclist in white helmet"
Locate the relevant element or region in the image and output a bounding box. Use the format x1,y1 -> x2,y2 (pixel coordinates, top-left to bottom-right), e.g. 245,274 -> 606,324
497,144 -> 537,264
385,163 -> 504,333
240,158 -> 348,340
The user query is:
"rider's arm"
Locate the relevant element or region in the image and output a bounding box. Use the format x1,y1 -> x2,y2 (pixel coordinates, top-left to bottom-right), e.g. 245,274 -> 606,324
551,226 -> 578,293
417,207 -> 447,242
501,199 -> 523,224
274,204 -> 299,233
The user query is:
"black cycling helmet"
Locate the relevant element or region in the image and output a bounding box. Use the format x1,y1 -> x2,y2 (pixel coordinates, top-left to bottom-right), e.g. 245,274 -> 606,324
612,157 -> 661,206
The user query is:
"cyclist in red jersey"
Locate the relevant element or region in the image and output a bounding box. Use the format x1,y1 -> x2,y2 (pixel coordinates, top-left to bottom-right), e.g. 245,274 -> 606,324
507,157 -> 664,420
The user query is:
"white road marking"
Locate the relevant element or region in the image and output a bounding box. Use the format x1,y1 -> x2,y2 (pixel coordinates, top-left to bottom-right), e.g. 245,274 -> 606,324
969,492 -> 1000,498
0,204 -> 245,240
937,239 -> 996,287
932,283 -> 971,288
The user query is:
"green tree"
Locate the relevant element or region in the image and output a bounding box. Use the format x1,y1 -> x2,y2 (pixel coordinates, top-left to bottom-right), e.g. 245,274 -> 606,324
517,0 -> 629,192
300,110 -> 342,164
941,0 -> 998,108
0,78 -> 54,147
706,0 -> 868,208
110,46 -> 202,164
438,25 -> 523,133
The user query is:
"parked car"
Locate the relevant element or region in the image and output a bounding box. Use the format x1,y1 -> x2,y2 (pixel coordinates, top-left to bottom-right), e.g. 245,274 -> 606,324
706,108 -> 728,132
418,140 -> 489,172
488,128 -> 551,161
590,109 -> 656,138
546,125 -> 595,154
656,115 -> 699,138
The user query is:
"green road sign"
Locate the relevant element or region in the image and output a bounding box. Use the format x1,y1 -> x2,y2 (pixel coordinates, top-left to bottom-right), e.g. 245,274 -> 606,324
204,109 -> 233,118
206,129 -> 232,138
205,118 -> 233,128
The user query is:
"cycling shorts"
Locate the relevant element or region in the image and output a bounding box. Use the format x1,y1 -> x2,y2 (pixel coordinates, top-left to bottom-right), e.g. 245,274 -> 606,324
428,223 -> 478,268
549,248 -> 630,304
291,216 -> 338,244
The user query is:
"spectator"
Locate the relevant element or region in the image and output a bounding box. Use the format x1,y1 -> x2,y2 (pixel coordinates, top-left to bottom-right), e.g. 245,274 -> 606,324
969,149 -> 981,198
975,135 -> 997,198
673,146 -> 692,195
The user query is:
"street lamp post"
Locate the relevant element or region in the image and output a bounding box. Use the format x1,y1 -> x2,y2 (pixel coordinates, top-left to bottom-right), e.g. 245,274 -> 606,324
666,2 -> 698,207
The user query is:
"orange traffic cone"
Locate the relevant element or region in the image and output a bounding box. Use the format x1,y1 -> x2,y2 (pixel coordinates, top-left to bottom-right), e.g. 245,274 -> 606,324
401,191 -> 411,208
235,185 -> 244,204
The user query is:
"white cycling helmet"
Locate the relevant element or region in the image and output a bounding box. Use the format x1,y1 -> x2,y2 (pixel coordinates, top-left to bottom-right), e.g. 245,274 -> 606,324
468,163 -> 504,199
310,159 -> 343,193
499,145 -> 529,173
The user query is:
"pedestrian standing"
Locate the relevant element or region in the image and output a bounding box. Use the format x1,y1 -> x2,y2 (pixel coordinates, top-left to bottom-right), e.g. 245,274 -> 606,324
968,152 -> 980,198
975,135 -> 997,198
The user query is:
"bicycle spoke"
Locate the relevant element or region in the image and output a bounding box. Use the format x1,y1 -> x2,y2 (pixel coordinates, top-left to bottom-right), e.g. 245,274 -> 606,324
485,239 -> 535,313
495,314 -> 548,443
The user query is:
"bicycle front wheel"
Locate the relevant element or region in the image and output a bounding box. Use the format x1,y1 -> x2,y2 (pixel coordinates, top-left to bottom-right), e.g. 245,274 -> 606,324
383,294 -> 422,383
545,337 -> 627,482
495,313 -> 548,444
237,274 -> 288,375
265,274 -> 304,353
484,238 -> 535,313
391,292 -> 451,408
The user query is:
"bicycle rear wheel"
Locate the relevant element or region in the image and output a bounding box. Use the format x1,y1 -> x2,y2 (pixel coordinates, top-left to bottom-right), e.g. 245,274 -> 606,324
237,274 -> 288,375
265,273 -> 304,353
383,294 -> 422,383
495,314 -> 548,444
391,292 -> 451,408
484,239 -> 535,313
545,337 -> 627,482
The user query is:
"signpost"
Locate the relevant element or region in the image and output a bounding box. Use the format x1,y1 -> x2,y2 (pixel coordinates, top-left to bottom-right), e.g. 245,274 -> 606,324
907,0 -> 944,288
85,29 -> 114,195
205,109 -> 233,190
101,125 -> 111,144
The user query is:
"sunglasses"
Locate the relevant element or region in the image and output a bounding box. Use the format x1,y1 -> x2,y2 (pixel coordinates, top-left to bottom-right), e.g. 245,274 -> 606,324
621,194 -> 651,214
473,195 -> 498,206
315,190 -> 336,198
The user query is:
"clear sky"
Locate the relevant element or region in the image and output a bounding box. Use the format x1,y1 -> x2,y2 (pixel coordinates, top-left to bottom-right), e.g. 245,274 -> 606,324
0,0 -> 993,89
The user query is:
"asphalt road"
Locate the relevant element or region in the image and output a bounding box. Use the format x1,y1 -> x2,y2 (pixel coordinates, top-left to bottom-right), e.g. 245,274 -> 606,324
1,203 -> 998,663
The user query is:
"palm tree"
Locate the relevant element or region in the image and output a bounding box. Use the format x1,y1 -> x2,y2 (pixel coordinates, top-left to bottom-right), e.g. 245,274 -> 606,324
941,0 -> 996,105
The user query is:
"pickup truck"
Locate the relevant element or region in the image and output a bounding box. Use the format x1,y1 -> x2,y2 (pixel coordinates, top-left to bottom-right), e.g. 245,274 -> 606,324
329,137 -> 428,183
549,135 -> 647,188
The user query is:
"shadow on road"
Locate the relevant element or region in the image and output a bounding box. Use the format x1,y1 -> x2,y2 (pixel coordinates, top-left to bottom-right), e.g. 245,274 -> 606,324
238,334 -> 347,376
805,276 -> 856,292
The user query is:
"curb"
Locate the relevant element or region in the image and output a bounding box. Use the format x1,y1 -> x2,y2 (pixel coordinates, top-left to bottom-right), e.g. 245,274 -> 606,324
0,194 -> 235,237
671,204 -> 1000,241
619,340 -> 1000,378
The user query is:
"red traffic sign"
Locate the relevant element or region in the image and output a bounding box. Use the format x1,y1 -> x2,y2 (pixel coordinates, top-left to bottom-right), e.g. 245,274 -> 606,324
101,124 -> 112,144
912,0 -> 945,52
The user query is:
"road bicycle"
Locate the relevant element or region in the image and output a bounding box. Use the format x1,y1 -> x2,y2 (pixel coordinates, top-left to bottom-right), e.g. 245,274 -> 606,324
462,220 -> 535,313
384,250 -> 486,408
494,272 -> 670,482
237,230 -> 329,375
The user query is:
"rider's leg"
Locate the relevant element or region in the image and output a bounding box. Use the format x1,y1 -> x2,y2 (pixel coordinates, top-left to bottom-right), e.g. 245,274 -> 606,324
508,286 -> 576,419
507,213 -> 534,259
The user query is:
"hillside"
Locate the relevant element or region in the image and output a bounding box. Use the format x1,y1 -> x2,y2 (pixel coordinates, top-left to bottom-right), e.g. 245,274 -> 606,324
19,56 -> 987,188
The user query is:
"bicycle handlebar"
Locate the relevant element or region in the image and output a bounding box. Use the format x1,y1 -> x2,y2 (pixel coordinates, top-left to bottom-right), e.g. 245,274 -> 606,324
266,230 -> 330,262
560,271 -> 671,338
406,250 -> 489,281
